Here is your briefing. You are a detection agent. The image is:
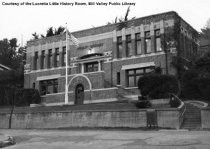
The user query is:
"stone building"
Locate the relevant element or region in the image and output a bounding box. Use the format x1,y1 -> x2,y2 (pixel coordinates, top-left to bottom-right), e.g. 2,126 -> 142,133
24,11 -> 198,105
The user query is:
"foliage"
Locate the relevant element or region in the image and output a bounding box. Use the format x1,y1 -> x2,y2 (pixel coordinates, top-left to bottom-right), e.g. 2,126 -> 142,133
107,6 -> 136,29
32,26 -> 65,39
0,87 -> 41,106
32,32 -> 39,39
135,100 -> 151,108
200,18 -> 210,39
169,94 -> 181,108
180,51 -> 210,100
46,27 -> 54,37
16,88 -> 41,106
138,74 -> 179,99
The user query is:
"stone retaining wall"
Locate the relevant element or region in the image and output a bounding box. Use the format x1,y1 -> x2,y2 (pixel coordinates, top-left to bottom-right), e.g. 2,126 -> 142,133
0,107 -> 184,129
201,107 -> 210,129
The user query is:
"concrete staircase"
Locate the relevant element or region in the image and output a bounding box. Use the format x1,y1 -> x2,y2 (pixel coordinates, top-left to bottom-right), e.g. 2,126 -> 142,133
181,103 -> 201,130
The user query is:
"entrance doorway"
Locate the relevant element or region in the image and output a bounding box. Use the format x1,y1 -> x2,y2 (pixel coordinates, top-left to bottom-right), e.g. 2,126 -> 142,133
75,84 -> 84,105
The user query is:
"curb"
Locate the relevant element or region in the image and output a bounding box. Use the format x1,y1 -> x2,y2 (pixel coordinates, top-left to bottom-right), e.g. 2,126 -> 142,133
0,136 -> 15,148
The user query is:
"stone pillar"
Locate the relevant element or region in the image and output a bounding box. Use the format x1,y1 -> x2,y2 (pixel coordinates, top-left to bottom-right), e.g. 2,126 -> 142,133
160,20 -> 165,52
113,30 -> 117,59
121,70 -> 126,88
38,51 -> 42,69
150,23 -> 155,53
140,24 -> 145,54
52,43 -> 55,68
59,47 -> 63,67
98,60 -> 101,71
31,52 -> 35,70
122,28 -> 126,58
131,26 -> 136,56
81,63 -> 84,73
45,50 -> 49,69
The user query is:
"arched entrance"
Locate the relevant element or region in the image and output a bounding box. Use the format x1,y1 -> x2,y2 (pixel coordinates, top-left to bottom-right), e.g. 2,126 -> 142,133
75,84 -> 84,105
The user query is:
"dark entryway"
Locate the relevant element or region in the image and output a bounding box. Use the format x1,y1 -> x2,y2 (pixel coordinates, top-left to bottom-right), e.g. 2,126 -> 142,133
75,84 -> 84,105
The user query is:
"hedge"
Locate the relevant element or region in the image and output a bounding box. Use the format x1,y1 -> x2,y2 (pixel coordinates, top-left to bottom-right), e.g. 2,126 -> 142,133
138,74 -> 179,99
0,88 -> 41,106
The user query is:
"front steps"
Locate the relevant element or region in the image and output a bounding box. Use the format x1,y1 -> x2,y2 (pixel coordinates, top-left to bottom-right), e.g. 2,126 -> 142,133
181,103 -> 201,130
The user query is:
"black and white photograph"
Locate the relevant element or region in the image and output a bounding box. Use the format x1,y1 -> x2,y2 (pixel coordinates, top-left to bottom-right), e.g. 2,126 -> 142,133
0,0 -> 210,148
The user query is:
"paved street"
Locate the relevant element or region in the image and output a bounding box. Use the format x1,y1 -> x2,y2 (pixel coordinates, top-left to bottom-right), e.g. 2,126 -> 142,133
0,129 -> 210,149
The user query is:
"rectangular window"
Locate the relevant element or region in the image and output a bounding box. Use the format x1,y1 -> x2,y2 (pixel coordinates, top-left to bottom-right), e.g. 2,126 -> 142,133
135,33 -> 141,55
155,30 -> 161,52
34,51 -> 38,70
145,31 -> 151,53
117,36 -> 122,58
40,79 -> 58,95
127,67 -> 154,87
62,47 -> 66,66
48,49 -> 52,68
126,35 -> 132,57
41,50 -> 45,69
85,62 -> 98,73
55,48 -> 59,67
117,72 -> 120,85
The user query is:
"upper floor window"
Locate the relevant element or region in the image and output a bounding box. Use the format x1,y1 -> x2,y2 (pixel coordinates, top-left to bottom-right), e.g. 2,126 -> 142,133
117,36 -> 122,58
126,35 -> 132,57
48,49 -> 53,68
34,51 -> 38,70
135,33 -> 141,55
62,47 -> 66,66
155,30 -> 162,52
85,62 -> 98,73
41,50 -> 45,69
145,31 -> 151,53
55,48 -> 59,67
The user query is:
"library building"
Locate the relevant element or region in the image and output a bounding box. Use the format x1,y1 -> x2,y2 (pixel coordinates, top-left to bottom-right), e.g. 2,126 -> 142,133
24,11 -> 198,105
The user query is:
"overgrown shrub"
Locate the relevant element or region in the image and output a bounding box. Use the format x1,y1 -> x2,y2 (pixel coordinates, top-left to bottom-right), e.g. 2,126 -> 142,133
181,70 -> 210,100
169,97 -> 180,108
138,74 -> 179,99
135,100 -> 151,108
0,88 -> 41,106
16,88 -> 41,106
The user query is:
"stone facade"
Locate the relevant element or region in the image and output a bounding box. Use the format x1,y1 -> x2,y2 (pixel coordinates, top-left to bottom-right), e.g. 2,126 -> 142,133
24,11 -> 198,105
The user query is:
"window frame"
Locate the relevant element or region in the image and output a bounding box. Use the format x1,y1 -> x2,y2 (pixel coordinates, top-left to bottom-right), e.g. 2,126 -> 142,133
117,36 -> 123,58
126,35 -> 132,57
135,33 -> 142,55
40,79 -> 58,95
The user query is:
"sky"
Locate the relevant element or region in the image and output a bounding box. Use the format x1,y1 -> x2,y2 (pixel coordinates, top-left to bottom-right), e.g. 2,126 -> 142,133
0,0 -> 210,46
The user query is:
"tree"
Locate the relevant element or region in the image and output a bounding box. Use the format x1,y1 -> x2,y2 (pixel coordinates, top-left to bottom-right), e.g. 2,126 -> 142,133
32,26 -> 65,39
54,26 -> 65,35
200,18 -> 210,39
107,7 -> 135,25
0,38 -> 25,128
32,32 -> 39,39
180,51 -> 210,100
46,27 -> 54,37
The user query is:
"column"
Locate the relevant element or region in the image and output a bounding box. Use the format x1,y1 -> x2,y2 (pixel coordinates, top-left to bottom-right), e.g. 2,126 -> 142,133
45,49 -> 49,69
31,52 -> 35,70
122,28 -> 126,58
98,60 -> 101,71
81,63 -> 84,73
140,24 -> 145,54
52,42 -> 56,68
131,26 -> 136,56
59,46 -> 63,67
150,22 -> 155,53
160,20 -> 165,51
113,30 -> 118,59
